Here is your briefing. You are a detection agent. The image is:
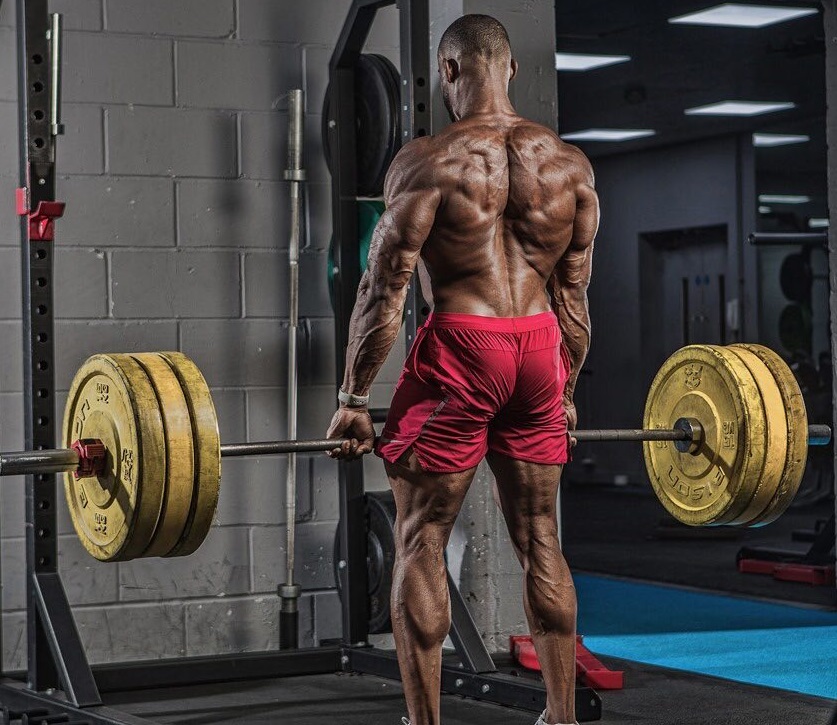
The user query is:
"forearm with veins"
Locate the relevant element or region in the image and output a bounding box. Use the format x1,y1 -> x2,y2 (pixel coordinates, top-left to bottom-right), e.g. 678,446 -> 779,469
556,288 -> 590,403
551,250 -> 592,403
341,261 -> 412,396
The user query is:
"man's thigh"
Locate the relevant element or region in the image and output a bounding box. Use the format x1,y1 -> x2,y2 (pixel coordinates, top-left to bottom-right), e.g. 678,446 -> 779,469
486,452 -> 563,554
385,453 -> 477,538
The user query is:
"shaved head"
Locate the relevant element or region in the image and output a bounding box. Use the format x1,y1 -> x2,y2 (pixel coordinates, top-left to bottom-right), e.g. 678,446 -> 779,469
436,14 -> 517,122
438,14 -> 512,64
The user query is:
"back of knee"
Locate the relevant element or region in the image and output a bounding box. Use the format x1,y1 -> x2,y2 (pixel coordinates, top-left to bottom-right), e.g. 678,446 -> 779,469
395,522 -> 447,560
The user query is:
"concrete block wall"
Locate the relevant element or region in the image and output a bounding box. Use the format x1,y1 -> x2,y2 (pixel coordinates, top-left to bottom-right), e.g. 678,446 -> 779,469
0,0 -> 403,668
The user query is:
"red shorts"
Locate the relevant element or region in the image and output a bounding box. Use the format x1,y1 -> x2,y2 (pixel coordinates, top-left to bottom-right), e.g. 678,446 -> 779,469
376,311 -> 571,473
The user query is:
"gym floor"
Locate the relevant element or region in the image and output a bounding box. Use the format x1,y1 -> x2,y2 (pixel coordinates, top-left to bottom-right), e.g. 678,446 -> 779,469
104,659 -> 836,725
562,480 -> 837,609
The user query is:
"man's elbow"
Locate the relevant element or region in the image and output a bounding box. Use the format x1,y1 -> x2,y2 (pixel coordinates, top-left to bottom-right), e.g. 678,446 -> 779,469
559,275 -> 592,295
369,271 -> 412,305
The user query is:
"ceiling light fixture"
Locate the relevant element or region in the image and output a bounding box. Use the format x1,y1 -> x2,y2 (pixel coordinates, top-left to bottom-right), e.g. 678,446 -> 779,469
752,133 -> 810,147
758,194 -> 811,204
808,218 -> 829,229
685,101 -> 795,116
669,4 -> 818,28
560,128 -> 656,142
554,53 -> 631,71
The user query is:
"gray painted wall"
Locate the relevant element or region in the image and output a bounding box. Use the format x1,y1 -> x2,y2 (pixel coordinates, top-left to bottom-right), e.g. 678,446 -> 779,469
0,0 -> 404,669
572,135 -> 757,484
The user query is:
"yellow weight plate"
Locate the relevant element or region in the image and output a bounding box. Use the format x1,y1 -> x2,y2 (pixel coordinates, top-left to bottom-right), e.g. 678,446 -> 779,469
720,345 -> 788,526
127,353 -> 195,558
734,344 -> 808,527
62,354 -> 166,561
642,345 -> 765,526
158,352 -> 221,557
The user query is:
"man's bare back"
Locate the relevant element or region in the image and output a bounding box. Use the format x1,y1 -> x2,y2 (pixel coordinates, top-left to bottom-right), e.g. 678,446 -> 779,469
399,114 -> 596,319
327,14 -> 598,725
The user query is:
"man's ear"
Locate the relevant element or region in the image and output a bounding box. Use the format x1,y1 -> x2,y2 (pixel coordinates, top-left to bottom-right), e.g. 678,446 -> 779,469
509,58 -> 518,82
444,57 -> 460,83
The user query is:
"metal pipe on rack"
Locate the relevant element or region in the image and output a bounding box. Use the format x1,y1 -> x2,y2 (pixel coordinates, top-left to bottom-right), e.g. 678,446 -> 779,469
279,88 -> 306,650
748,232 -> 827,247
48,12 -> 63,136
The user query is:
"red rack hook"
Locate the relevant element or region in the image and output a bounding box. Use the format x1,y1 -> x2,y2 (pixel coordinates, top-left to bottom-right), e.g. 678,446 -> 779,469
17,188 -> 65,242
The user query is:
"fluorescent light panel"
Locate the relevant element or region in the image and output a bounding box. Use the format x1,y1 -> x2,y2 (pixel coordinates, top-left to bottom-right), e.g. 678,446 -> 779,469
753,133 -> 810,147
561,128 -> 656,142
758,206 -> 772,214
554,53 -> 630,71
808,218 -> 829,229
669,4 -> 817,28
685,101 -> 795,116
758,194 -> 811,204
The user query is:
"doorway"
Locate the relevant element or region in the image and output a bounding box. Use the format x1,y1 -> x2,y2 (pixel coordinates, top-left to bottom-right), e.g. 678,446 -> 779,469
639,224 -> 729,376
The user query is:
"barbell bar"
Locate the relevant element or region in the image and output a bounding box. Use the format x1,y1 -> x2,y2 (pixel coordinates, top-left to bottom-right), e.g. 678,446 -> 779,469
1,423 -> 831,479
0,343 -> 831,562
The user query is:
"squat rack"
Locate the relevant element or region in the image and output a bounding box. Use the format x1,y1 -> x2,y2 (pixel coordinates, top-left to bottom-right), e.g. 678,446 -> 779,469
0,1 -> 601,723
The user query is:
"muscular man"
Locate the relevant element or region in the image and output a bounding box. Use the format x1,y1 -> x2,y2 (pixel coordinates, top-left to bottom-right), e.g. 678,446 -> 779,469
326,14 -> 598,725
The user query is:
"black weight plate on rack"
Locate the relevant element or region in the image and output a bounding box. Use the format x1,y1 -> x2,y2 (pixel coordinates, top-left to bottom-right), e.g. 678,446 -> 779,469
322,54 -> 401,197
779,303 -> 812,355
333,490 -> 397,635
370,53 -> 402,191
779,253 -> 812,303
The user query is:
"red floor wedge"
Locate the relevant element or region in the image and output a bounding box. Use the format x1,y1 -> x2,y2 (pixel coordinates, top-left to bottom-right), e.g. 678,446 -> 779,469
738,559 -> 836,586
509,634 -> 624,690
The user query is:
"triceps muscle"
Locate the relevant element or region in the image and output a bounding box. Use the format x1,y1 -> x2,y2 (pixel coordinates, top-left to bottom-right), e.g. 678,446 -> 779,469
341,175 -> 440,395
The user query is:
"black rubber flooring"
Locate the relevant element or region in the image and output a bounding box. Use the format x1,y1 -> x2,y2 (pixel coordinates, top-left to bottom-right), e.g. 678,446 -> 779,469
561,483 -> 836,609
105,661 -> 837,725
592,655 -> 836,725
103,471 -> 837,724
106,672 -> 534,725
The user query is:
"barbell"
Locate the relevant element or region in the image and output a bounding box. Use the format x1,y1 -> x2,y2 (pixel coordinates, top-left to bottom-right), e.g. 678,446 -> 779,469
0,344 -> 830,562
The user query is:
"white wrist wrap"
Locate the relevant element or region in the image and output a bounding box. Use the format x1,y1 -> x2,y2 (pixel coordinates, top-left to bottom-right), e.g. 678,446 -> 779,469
338,389 -> 369,407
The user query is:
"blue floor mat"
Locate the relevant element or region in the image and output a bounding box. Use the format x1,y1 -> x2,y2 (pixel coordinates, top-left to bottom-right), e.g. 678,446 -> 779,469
575,573 -> 837,700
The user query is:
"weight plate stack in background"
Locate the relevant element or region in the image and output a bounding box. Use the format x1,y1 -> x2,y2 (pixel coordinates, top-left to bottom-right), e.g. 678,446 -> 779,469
322,53 -> 402,197
327,200 -> 385,312
334,490 -> 397,634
